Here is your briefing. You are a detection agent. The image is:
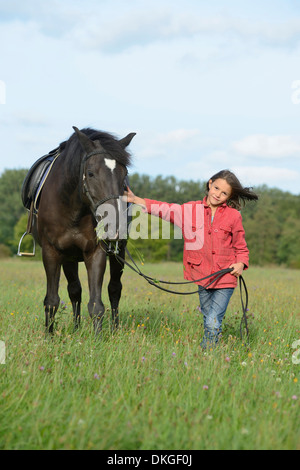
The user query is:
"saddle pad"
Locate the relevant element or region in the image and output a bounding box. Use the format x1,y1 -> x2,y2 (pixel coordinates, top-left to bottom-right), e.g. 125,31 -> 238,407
21,148 -> 60,211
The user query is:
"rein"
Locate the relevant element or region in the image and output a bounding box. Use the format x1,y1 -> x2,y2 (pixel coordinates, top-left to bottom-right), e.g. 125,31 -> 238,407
81,152 -> 250,343
113,245 -> 249,343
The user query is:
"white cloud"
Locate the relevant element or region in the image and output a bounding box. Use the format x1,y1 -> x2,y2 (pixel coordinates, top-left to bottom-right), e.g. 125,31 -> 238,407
14,113 -> 49,127
4,1 -> 298,54
232,135 -> 300,159
68,13 -> 300,54
157,129 -> 201,145
134,129 -> 216,162
1,0 -> 300,195
232,165 -> 299,189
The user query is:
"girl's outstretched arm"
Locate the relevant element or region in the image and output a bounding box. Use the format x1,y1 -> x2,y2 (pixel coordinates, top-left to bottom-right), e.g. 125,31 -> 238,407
124,187 -> 146,208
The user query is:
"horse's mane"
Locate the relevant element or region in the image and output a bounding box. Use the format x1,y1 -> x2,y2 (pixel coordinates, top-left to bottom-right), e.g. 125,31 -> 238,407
60,127 -> 132,168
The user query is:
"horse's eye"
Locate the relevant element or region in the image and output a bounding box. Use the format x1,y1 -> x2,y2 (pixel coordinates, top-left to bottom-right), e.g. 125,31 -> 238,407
88,171 -> 94,177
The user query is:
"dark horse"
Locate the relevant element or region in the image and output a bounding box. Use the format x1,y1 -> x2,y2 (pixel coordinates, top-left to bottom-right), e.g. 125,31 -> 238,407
30,126 -> 135,335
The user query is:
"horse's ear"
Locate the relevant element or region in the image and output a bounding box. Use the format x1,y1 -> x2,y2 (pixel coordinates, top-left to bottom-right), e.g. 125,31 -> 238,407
119,133 -> 136,149
72,126 -> 97,152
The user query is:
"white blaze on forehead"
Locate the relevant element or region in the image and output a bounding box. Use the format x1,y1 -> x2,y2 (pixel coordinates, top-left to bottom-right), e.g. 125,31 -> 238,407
104,158 -> 116,172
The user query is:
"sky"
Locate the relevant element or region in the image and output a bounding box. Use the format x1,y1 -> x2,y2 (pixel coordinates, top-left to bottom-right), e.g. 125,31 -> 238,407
1,0 -> 300,194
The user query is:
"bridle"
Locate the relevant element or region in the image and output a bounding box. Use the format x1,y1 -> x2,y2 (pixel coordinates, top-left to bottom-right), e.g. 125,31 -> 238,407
80,149 -> 127,214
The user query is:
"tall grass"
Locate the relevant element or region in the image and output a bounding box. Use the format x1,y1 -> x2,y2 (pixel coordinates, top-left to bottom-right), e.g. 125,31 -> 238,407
0,259 -> 299,450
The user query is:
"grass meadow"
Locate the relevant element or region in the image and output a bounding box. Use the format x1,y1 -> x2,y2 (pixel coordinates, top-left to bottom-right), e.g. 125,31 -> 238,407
0,258 -> 299,450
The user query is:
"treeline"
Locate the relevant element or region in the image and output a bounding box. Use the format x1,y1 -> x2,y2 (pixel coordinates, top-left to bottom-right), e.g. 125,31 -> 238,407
0,169 -> 300,268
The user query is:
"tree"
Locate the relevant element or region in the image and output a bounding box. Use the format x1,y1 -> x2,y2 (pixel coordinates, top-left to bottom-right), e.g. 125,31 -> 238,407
277,213 -> 300,268
0,169 -> 28,250
0,168 -> 299,267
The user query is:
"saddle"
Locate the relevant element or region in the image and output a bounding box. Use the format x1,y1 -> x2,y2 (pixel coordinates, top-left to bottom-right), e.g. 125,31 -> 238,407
21,147 -> 60,212
18,147 -> 60,257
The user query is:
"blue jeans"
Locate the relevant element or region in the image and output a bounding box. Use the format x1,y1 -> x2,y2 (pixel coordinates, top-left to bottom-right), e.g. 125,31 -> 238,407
198,287 -> 234,348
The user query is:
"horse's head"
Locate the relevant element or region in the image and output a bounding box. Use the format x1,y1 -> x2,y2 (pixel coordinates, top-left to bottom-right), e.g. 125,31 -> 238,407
73,126 -> 135,241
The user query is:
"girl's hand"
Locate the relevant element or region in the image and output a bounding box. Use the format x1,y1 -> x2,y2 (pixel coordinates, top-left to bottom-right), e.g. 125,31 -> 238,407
123,187 -> 146,208
123,187 -> 136,203
229,262 -> 244,277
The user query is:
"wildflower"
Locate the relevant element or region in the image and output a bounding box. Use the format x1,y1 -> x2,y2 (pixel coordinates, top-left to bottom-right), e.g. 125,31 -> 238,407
241,361 -> 247,367
291,395 -> 298,400
93,373 -> 100,380
172,352 -> 176,356
203,385 -> 209,390
225,356 -> 230,362
39,366 -> 45,371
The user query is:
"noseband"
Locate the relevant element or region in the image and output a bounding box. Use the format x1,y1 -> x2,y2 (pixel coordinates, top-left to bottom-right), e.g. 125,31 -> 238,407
80,149 -> 127,214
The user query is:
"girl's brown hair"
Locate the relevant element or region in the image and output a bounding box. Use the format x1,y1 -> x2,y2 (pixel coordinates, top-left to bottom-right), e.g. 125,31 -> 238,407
206,169 -> 258,210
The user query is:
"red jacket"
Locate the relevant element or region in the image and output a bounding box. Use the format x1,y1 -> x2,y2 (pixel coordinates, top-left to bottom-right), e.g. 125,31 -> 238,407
144,197 -> 249,288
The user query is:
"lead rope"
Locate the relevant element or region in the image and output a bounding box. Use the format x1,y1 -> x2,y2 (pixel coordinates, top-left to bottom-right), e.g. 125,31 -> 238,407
113,246 -> 249,343
239,275 -> 249,343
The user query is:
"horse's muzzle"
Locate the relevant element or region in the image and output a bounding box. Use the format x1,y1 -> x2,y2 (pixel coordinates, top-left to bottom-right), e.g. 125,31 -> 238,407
95,205 -> 123,241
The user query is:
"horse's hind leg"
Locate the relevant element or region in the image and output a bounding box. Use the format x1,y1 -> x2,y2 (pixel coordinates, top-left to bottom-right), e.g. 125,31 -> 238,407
63,261 -> 82,330
43,245 -> 62,334
108,242 -> 126,331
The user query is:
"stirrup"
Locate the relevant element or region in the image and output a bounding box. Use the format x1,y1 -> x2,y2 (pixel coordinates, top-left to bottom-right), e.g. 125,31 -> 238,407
17,231 -> 36,257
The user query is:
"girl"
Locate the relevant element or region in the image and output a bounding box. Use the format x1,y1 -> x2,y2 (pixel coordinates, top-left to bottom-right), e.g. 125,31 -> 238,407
125,170 -> 258,349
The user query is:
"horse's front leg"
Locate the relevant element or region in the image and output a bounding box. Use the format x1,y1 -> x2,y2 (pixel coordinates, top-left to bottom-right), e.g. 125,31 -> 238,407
84,248 -> 107,336
108,241 -> 126,331
42,244 -> 62,334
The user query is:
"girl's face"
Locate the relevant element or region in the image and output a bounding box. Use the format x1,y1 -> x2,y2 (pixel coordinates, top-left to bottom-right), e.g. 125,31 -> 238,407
207,178 -> 232,207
